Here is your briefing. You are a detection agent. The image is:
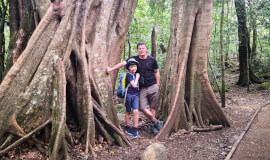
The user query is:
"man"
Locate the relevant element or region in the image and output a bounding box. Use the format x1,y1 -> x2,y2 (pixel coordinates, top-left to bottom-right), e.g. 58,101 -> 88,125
107,42 -> 163,134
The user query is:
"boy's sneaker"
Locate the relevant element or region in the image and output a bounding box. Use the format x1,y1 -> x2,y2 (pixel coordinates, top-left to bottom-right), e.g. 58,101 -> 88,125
155,120 -> 163,131
125,126 -> 133,136
150,122 -> 159,135
132,127 -> 138,138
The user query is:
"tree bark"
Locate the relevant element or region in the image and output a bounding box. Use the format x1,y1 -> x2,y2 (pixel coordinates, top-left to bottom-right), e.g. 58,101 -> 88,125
0,0 -> 137,158
157,0 -> 230,139
0,0 -> 7,82
220,0 -> 226,107
151,26 -> 157,58
235,0 -> 261,86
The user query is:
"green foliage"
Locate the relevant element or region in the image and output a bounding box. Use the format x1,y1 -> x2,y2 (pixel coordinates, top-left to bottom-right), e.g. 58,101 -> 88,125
258,82 -> 270,90
123,0 -> 171,72
257,72 -> 270,81
115,104 -> 126,113
4,25 -> 9,67
208,0 -> 270,86
213,82 -> 229,93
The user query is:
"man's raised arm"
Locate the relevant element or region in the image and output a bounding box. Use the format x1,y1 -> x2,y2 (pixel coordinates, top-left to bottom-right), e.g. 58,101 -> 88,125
106,61 -> 127,74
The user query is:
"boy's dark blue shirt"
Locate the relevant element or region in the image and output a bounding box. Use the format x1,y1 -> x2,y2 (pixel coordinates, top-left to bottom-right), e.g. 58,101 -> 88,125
126,72 -> 139,95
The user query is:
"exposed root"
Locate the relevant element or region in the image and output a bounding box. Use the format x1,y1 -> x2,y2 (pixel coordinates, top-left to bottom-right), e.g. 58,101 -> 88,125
63,1 -> 80,68
62,140 -> 70,160
192,110 -> 201,128
31,139 -> 47,154
65,124 -> 74,147
9,113 -> 25,137
88,141 -> 96,158
0,5 -> 55,101
184,101 -> 192,123
80,0 -> 95,152
92,98 -> 130,146
77,129 -> 85,143
0,118 -> 51,156
193,125 -> 223,132
0,135 -> 14,150
50,61 -> 67,159
196,98 -> 206,128
94,115 -> 112,145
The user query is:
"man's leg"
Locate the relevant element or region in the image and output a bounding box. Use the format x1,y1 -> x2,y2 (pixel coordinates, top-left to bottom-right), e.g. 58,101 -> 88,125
140,108 -> 155,122
150,107 -> 156,118
148,84 -> 163,131
139,87 -> 155,121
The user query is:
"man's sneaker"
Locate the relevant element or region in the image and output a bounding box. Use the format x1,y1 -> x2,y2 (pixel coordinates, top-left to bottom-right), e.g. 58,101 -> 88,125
132,127 -> 138,138
150,122 -> 159,135
125,126 -> 133,136
155,120 -> 163,131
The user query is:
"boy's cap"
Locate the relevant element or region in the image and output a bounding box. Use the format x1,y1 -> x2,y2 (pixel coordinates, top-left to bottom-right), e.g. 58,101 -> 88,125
126,58 -> 139,70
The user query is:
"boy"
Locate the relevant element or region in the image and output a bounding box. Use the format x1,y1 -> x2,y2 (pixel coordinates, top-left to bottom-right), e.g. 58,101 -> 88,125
125,58 -> 140,138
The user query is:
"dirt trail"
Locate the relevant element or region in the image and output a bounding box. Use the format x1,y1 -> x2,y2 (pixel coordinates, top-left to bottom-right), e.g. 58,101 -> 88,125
231,104 -> 270,160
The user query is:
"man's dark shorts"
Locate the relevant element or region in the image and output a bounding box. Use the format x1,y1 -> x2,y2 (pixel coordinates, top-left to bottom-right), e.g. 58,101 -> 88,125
139,84 -> 159,109
125,94 -> 139,112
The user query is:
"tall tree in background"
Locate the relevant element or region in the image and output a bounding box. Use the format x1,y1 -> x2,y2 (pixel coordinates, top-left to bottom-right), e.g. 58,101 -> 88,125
235,0 -> 260,86
220,0 -> 226,107
0,0 -> 137,158
248,0 -> 257,66
151,26 -> 157,58
0,0 -> 7,82
5,0 -> 38,74
157,0 -> 230,139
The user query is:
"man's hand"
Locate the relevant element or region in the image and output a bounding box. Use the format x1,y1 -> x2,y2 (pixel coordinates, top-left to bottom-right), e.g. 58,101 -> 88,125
106,67 -> 112,75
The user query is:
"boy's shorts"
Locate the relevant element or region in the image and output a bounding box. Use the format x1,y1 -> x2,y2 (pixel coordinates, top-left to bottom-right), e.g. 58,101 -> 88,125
139,84 -> 159,110
125,94 -> 139,112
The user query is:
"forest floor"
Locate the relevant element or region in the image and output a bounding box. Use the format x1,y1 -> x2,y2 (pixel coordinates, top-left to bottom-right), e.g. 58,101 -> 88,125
93,84 -> 270,160
2,73 -> 270,160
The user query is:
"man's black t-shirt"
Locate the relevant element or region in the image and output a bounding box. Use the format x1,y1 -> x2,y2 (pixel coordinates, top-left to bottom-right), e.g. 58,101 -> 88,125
126,56 -> 158,87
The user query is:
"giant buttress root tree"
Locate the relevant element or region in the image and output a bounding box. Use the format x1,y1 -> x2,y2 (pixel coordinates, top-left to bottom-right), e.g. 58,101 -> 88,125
0,0 -> 138,158
157,0 -> 230,139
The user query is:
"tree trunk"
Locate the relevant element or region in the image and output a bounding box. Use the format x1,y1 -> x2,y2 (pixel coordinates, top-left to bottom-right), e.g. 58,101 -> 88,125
151,26 -> 157,58
156,0 -> 230,139
248,0 -> 257,68
0,0 -> 7,82
0,0 -> 137,158
220,0 -> 226,107
225,0 -> 231,68
235,0 -> 260,86
4,0 -> 36,74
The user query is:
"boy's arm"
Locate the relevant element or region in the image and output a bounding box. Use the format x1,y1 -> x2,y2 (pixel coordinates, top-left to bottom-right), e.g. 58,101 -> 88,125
106,61 -> 127,74
130,73 -> 140,88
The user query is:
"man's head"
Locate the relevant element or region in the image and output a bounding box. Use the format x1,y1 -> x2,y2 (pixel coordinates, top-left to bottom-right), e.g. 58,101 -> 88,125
137,42 -> 147,58
126,58 -> 139,73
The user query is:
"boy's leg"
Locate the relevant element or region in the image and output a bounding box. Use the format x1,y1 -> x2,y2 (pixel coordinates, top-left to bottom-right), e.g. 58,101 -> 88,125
132,95 -> 139,138
133,95 -> 140,127
125,111 -> 130,126
125,95 -> 133,135
133,110 -> 139,127
125,111 -> 133,135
